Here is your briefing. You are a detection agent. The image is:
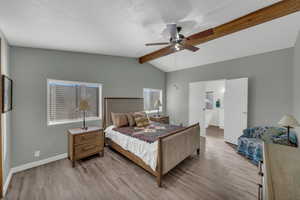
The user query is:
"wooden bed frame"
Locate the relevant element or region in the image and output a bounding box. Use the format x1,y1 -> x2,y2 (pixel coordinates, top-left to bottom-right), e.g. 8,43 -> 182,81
103,97 -> 200,187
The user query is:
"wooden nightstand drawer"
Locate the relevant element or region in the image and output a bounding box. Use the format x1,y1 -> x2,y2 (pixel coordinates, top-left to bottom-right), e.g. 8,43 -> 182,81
74,143 -> 102,159
159,118 -> 169,124
74,131 -> 101,145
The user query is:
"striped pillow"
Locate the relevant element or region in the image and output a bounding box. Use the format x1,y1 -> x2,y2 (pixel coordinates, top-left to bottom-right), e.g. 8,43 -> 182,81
111,112 -> 128,128
125,113 -> 136,127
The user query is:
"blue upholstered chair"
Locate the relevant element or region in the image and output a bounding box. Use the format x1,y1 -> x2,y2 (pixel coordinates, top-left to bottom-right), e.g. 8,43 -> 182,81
237,126 -> 298,165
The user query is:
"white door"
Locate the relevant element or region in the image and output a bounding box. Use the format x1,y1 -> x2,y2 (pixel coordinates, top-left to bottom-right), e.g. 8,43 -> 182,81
189,82 -> 206,137
224,78 -> 248,144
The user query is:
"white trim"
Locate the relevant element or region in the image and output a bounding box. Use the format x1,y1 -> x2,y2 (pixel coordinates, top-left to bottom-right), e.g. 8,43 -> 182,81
11,153 -> 67,174
3,169 -> 13,196
3,153 -> 67,197
47,117 -> 100,126
2,153 -> 68,197
47,78 -> 103,126
47,79 -> 103,87
145,109 -> 162,114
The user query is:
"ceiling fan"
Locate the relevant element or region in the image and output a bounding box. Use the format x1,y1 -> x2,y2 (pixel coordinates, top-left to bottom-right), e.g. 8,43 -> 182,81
139,0 -> 300,64
145,24 -> 200,52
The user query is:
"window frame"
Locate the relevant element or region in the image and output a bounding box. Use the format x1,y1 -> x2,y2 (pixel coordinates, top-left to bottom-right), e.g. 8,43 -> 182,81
47,79 -> 103,126
143,88 -> 163,114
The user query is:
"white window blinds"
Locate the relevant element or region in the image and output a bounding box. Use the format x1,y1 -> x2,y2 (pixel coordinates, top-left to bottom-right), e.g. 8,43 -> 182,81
47,79 -> 102,125
143,88 -> 162,112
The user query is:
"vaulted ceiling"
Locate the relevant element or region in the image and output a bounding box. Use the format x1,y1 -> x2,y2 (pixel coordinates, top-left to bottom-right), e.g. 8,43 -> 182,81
0,0 -> 299,71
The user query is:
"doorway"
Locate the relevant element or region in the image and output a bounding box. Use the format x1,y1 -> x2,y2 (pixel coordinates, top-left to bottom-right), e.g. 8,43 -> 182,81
204,80 -> 225,138
189,78 -> 248,145
0,38 -> 3,198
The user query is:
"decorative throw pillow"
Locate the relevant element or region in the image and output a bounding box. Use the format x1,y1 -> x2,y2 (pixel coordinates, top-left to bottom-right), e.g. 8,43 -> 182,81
133,111 -> 150,127
125,113 -> 136,127
111,112 -> 128,128
134,111 -> 147,117
268,128 -> 284,136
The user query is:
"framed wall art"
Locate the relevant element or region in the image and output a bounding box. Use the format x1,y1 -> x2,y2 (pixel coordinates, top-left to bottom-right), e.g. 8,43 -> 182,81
2,75 -> 13,113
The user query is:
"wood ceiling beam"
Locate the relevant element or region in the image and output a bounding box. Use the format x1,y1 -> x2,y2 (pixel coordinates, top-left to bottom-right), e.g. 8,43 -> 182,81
139,0 -> 300,64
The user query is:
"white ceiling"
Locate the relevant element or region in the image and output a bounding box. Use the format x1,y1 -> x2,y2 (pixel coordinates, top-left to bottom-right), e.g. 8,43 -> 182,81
0,0 -> 299,72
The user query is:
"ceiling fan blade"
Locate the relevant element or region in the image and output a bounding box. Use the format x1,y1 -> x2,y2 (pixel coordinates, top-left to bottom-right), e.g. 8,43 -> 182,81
145,42 -> 169,46
181,43 -> 199,52
167,23 -> 178,40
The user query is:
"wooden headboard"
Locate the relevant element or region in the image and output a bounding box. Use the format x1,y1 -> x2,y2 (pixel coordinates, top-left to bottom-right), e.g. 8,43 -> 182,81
103,97 -> 144,129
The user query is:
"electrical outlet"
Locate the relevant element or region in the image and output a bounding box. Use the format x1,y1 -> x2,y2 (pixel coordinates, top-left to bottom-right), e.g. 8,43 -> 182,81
34,150 -> 40,158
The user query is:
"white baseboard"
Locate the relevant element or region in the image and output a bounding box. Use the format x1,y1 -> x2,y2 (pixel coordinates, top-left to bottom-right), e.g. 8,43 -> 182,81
2,153 -> 68,196
11,153 -> 68,174
3,169 -> 13,196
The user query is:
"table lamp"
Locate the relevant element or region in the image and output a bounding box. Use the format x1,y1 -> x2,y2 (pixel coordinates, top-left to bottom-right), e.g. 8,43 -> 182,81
278,114 -> 300,144
154,99 -> 162,117
79,100 -> 90,130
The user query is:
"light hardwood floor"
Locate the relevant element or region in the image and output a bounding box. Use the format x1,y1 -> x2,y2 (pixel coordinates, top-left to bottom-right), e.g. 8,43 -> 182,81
5,127 -> 259,200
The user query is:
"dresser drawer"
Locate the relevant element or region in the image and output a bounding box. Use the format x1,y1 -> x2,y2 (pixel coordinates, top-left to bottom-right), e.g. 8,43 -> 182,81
74,142 -> 102,159
74,131 -> 101,145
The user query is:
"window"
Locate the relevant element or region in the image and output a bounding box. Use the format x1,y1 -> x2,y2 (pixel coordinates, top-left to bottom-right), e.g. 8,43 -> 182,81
143,88 -> 162,113
47,79 -> 102,125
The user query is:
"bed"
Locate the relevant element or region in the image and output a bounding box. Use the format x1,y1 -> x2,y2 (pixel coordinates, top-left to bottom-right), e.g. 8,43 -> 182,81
103,97 -> 200,187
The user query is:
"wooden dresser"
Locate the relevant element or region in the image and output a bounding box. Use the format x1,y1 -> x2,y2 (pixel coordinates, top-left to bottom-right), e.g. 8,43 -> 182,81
68,126 -> 104,167
259,143 -> 300,200
149,115 -> 169,124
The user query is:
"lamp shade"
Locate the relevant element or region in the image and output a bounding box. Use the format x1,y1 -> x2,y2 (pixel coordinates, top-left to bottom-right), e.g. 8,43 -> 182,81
278,114 -> 300,128
79,100 -> 90,111
154,99 -> 162,108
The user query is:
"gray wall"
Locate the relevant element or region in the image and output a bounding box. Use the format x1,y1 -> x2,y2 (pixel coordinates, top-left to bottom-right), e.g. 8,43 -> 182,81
293,31 -> 300,140
10,47 -> 165,167
9,43 -> 298,166
166,48 -> 294,127
0,30 -> 12,190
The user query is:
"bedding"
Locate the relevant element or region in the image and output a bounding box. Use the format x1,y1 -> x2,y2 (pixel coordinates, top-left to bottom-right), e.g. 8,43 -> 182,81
113,122 -> 184,143
105,122 -> 185,170
105,125 -> 158,170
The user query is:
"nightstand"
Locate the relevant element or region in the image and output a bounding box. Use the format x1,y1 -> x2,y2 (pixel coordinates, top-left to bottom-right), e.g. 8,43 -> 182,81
150,115 -> 169,124
68,126 -> 104,167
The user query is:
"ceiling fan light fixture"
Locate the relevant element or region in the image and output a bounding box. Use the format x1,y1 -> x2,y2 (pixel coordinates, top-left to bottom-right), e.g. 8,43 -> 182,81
174,43 -> 181,51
